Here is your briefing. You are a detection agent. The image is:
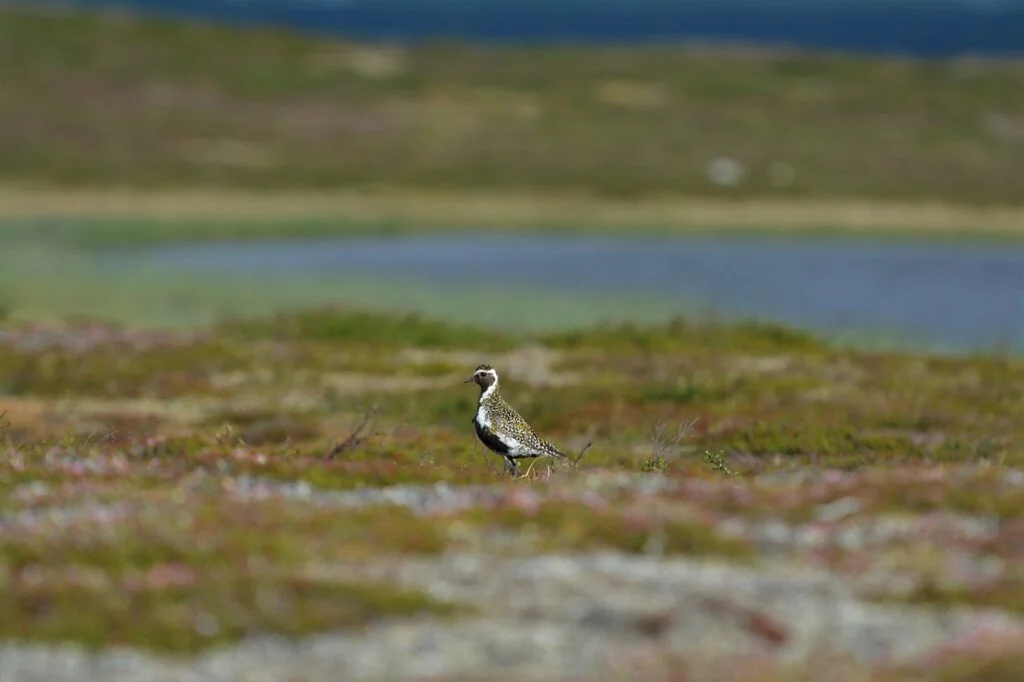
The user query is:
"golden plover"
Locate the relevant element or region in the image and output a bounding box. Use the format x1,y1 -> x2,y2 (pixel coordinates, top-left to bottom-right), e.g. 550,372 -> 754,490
464,363 -> 567,476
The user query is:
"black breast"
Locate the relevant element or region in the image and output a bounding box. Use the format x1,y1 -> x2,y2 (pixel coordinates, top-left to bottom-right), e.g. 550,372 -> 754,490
473,420 -> 510,455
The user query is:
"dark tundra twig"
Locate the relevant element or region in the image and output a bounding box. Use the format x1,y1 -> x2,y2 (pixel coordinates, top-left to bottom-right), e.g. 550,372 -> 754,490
571,441 -> 594,469
324,407 -> 377,460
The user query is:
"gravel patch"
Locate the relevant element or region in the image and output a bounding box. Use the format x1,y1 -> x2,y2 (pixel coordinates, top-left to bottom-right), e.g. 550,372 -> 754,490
343,553 -> 1024,666
719,512 -> 1000,553
4,474 -> 1024,681
3,552 -> 1021,682
229,477 -> 507,514
226,472 -> 680,514
0,500 -> 130,532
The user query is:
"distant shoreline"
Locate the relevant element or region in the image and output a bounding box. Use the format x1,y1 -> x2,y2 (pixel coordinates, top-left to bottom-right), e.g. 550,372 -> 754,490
2,188 -> 1023,241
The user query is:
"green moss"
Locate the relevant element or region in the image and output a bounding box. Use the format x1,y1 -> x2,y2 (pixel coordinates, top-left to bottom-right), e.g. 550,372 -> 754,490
867,476 -> 1024,519
0,497 -> 454,651
201,409 -> 321,446
922,650 -> 1024,682
0,578 -> 455,653
251,457 -> 485,490
544,317 -> 825,354
640,455 -> 670,473
404,360 -> 465,378
371,390 -> 480,430
713,422 -> 923,459
455,502 -> 754,560
220,307 -> 515,350
880,576 -> 1024,618
0,340 -> 249,398
1,500 -> 447,566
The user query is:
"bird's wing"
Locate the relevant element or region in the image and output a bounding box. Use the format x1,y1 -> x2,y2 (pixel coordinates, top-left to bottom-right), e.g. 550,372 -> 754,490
504,404 -> 568,459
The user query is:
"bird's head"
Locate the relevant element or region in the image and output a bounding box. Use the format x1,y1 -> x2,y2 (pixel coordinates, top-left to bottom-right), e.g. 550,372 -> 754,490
464,364 -> 498,389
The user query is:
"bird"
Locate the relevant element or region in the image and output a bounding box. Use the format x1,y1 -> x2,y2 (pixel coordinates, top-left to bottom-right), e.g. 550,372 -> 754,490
464,363 -> 568,477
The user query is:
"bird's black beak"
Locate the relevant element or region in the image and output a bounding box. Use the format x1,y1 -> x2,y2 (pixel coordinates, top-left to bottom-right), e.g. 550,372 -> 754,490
463,376 -> 475,383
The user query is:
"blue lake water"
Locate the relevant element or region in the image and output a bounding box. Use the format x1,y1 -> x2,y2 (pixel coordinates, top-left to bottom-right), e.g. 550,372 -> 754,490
122,234 -> 1024,353
53,0 -> 1024,57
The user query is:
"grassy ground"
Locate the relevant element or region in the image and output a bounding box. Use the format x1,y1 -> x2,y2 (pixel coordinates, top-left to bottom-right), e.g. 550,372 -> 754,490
2,308 -> 1024,679
1,6 -> 1023,206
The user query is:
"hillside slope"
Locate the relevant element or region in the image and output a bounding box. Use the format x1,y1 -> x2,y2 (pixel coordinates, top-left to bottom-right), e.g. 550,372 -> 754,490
2,7 -> 1023,203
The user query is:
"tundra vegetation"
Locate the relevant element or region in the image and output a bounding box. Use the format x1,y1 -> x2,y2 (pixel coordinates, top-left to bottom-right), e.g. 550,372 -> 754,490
2,308 -> 1024,679
2,5 -> 1024,680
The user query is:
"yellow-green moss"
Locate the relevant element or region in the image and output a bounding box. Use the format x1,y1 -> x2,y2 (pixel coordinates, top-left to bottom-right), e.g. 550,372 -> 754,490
0,577 -> 455,653
0,495 -> 455,651
453,502 -> 754,560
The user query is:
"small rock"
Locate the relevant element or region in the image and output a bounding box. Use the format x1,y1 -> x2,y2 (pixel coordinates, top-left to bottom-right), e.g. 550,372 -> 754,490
815,497 -> 862,524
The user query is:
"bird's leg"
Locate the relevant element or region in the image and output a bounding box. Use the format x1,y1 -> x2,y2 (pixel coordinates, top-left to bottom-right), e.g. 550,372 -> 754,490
504,457 -> 519,477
